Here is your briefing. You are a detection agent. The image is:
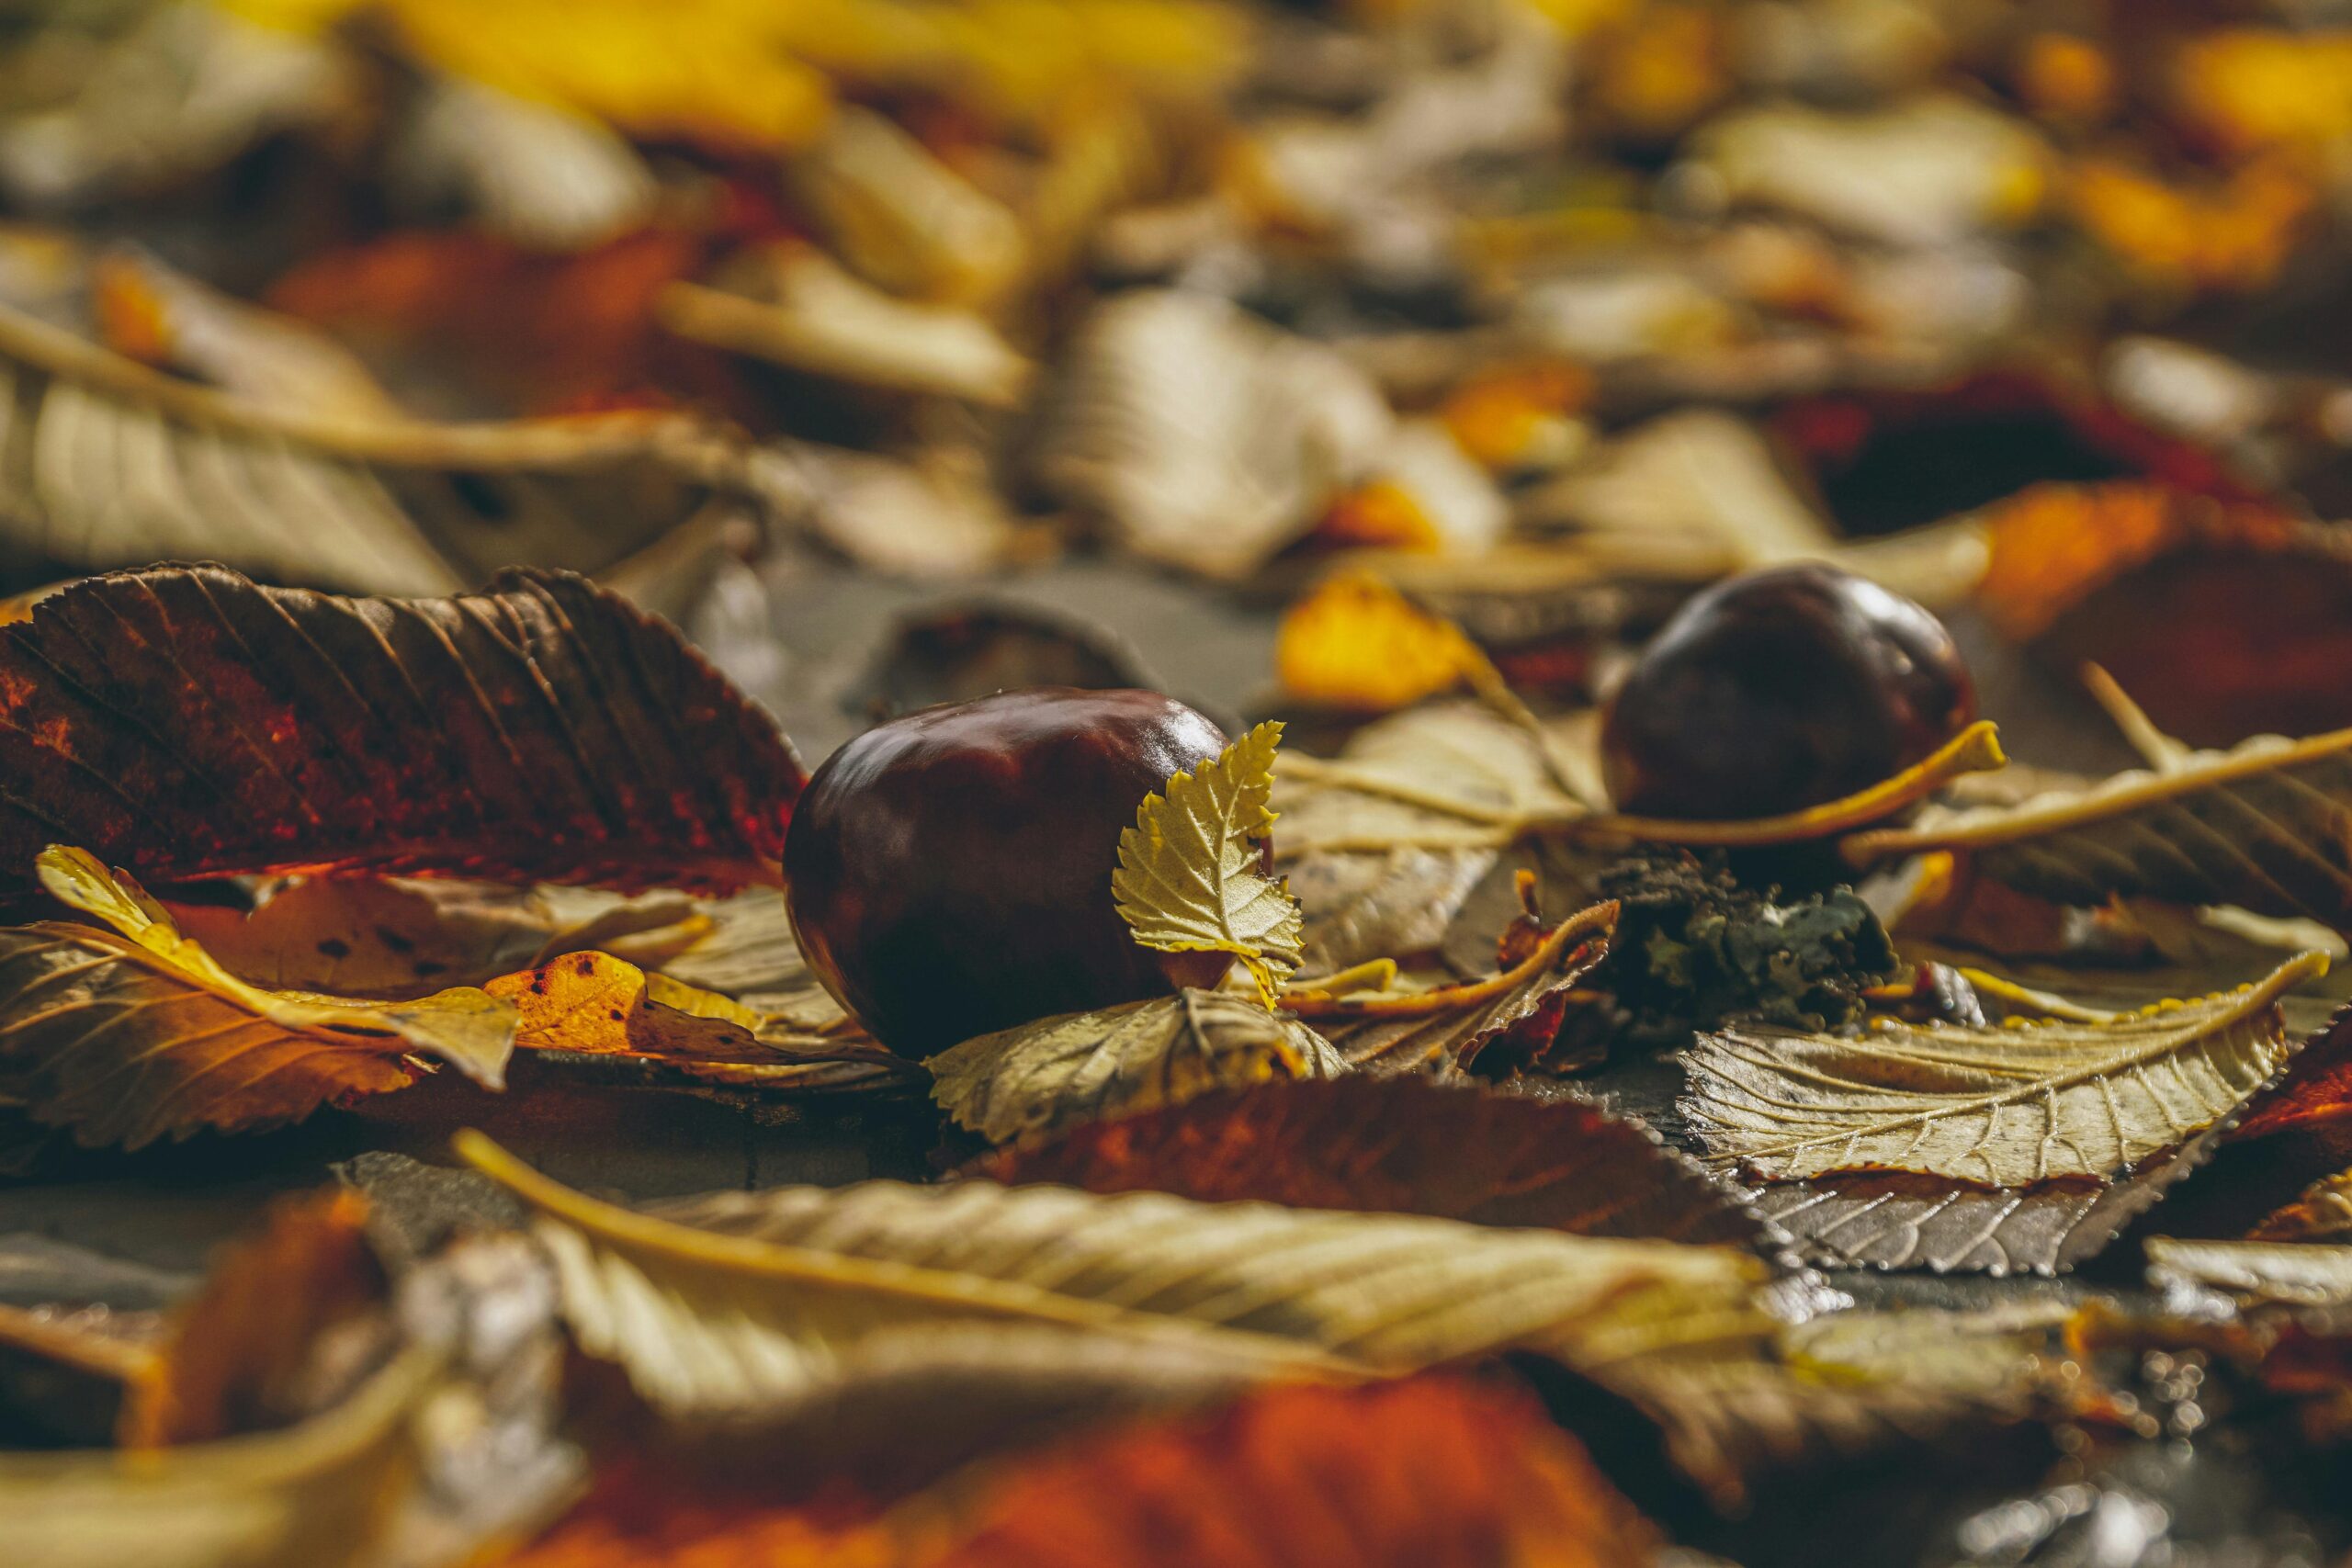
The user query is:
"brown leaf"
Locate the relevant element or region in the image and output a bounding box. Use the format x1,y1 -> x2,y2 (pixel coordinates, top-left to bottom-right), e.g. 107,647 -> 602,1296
124,1190 -> 389,1447
0,849 -> 513,1148
505,1377 -> 1656,1568
2253,1167 -> 2352,1243
0,565 -> 805,896
972,1075 -> 1782,1255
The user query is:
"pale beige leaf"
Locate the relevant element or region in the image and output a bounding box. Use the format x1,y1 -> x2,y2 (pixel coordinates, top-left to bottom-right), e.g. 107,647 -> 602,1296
390,74 -> 654,251
0,1347 -> 436,1568
1272,702 -> 1579,860
1,848 -> 513,1147
2145,1237 -> 2352,1308
0,298 -> 769,593
1847,728 -> 2352,929
458,1132 -> 1777,1427
1680,952 -> 2328,1186
1114,720 -> 1304,1004
1288,843 -> 1499,976
929,988 -> 1346,1145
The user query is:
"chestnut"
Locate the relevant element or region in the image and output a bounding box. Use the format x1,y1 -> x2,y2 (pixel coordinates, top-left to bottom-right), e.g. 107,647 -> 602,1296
1601,564 -> 1974,820
784,687 -> 1240,1056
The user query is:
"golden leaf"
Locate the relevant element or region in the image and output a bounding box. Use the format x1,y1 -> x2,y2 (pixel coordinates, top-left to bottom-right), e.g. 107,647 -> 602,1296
1275,572 -> 1481,713
458,1131 -> 1776,1426
1114,720 -> 1304,1006
0,848 -> 512,1147
928,989 -> 1346,1146
0,1347 -> 438,1568
1680,952 -> 2328,1186
1844,726 -> 2352,928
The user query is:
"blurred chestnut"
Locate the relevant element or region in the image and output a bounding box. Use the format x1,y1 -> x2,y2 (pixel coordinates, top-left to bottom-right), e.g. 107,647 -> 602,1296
1601,564 -> 1974,820
784,687 -> 1240,1056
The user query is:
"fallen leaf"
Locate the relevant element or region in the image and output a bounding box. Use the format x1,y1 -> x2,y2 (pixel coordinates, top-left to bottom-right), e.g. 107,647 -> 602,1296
2253,1168 -> 2352,1243
123,1190 -> 389,1447
1292,897 -> 1615,1077
0,297 -> 764,592
775,442 -> 1024,580
1114,720 -> 1304,1006
0,1346 -> 439,1568
388,73 -> 656,252
0,848 -> 511,1148
1682,951 -> 2328,1187
487,949 -> 906,1090
1275,571 -> 1484,713
1844,728 -> 2352,928
1287,841 -> 1500,978
2144,1237 -> 2352,1309
972,1075 -> 1783,1255
0,565 -> 805,896
931,989 -> 1344,1146
458,1131 -> 1777,1427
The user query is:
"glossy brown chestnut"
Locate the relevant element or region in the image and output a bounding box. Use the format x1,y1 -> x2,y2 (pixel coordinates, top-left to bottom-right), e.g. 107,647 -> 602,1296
1600,564 -> 1975,821
784,687 -> 1240,1056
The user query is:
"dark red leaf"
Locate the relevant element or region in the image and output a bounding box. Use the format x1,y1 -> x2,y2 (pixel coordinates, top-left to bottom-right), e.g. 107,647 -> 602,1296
0,564 -> 802,894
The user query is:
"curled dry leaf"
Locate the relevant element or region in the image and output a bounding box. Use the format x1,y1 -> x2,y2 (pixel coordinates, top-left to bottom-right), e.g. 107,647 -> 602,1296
2254,1168 -> 2352,1243
1846,727 -> 2352,928
1114,720 -> 1304,1006
124,1190 -> 388,1448
1034,288 -> 1394,580
0,299 -> 768,593
1295,897 -> 1615,1077
1683,951 -> 2327,1187
458,1131 -> 1777,1428
2145,1237 -> 2352,1309
0,848 -> 511,1149
0,565 -> 805,897
0,1347 -> 439,1568
487,949 -> 906,1090
929,989 -> 1345,1147
973,1074 -> 1783,1255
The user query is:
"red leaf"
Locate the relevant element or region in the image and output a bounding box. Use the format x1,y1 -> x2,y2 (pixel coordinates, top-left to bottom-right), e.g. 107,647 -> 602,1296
0,565 -> 803,894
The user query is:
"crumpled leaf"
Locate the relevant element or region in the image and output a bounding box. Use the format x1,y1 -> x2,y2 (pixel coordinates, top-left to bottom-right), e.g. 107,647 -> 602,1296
459,1131 -> 1778,1427
1682,951 -> 2328,1187
0,565 -> 805,896
2145,1237 -> 2352,1310
0,298 -> 770,592
930,989 -> 1345,1147
2254,1168 -> 2352,1243
1845,726 -> 2352,928
506,1377 -> 1658,1568
973,1075 -> 1784,1256
1114,720 -> 1303,1006
0,1346 -> 438,1568
486,949 -> 907,1090
1034,288 -> 1394,581
124,1190 -> 388,1448
0,847 -> 512,1148
1294,897 -> 1615,1077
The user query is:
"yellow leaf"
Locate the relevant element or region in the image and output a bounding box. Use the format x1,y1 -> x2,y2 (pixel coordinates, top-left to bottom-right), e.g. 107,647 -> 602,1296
1113,721 -> 1304,1006
1,847 -> 513,1146
1275,573 -> 1480,712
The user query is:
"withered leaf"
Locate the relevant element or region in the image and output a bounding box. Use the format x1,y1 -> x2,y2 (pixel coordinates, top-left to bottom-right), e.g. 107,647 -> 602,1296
1295,897 -> 1615,1077
487,950 -> 907,1091
123,1190 -> 388,1448
0,299 -> 773,593
1847,727 -> 2352,928
973,1075 -> 1782,1255
460,1132 -> 1776,1427
2145,1236 -> 2352,1309
1114,720 -> 1303,1005
2254,1168 -> 2352,1243
1288,841 -> 1499,978
1,1347 -> 438,1568
1681,952 -> 2326,1187
928,989 -> 1345,1147
0,565 -> 805,896
0,848 -> 511,1148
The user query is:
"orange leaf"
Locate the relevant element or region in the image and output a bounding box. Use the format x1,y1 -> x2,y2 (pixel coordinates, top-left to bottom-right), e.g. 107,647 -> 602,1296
1276,573 -> 1480,712
0,565 -> 804,896
123,1190 -> 388,1447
